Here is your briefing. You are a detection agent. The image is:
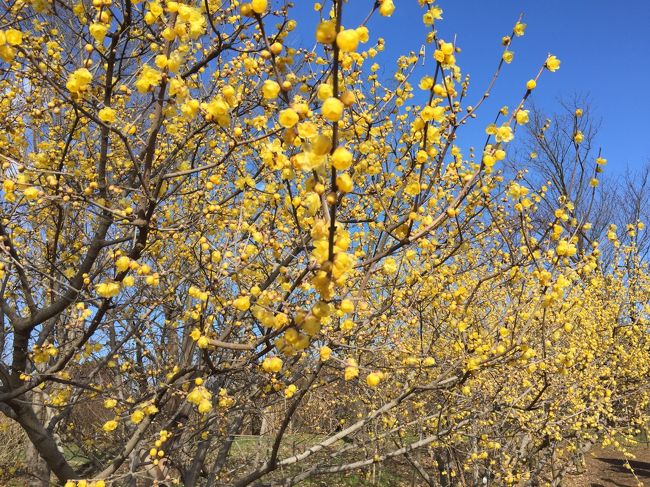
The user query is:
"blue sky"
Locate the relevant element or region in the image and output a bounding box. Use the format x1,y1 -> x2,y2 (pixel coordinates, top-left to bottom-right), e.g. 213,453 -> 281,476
288,1 -> 650,174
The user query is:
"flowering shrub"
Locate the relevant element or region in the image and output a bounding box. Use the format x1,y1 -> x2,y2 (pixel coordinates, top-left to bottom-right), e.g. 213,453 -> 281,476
0,0 -> 648,485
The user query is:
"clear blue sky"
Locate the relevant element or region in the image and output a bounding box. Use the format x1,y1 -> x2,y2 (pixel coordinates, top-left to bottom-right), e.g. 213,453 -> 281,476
288,1 -> 650,174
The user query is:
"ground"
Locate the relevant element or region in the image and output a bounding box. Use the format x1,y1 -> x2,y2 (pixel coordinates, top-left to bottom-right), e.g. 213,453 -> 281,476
1,426 -> 649,486
565,447 -> 650,487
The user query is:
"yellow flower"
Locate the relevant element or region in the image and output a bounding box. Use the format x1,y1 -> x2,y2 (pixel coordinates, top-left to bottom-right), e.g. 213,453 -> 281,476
366,372 -> 381,388
115,256 -> 131,272
168,77 -> 187,98
344,358 -> 359,381
32,344 -> 57,363
356,26 -> 369,43
311,134 -> 332,156
284,384 -> 297,398
149,1 -> 163,17
336,29 -> 359,53
415,150 -> 428,164
187,386 -> 208,405
98,107 -> 116,123
262,356 -> 283,373
251,0 -> 267,14
145,1 -> 163,23
315,21 -> 336,44
339,298 -> 354,313
135,65 -> 162,93
379,0 -> 395,17
181,99 -> 200,119
278,108 -> 299,128
202,97 -> 230,122
317,83 -> 333,101
0,42 -> 14,62
557,239 -> 577,257
131,410 -> 145,424
331,147 -> 353,170
144,404 -> 158,415
502,51 -> 514,64
23,186 -> 40,200
197,336 -> 209,349
102,419 -> 118,432
405,181 -> 420,196
103,398 -> 117,409
495,124 -> 514,143
190,328 -> 202,341
514,22 -> 526,37
383,257 -> 397,274
526,79 -> 537,90
545,55 -> 561,72
198,400 -> 212,414
233,295 -> 251,311
218,389 -> 234,408
262,79 -> 280,99
5,29 -> 23,46
321,97 -> 344,122
508,183 -> 529,199
66,68 -> 93,95
96,281 -> 121,298
340,319 -> 354,332
3,179 -> 15,194
434,41 -> 456,65
421,105 -> 445,122
336,173 -> 353,193
89,23 -> 108,42
516,109 -> 529,125
222,84 -> 236,100
423,7 -> 443,25
320,346 -> 332,361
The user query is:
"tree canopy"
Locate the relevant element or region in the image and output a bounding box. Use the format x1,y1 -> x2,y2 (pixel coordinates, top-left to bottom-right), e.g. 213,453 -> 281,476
0,0 -> 648,486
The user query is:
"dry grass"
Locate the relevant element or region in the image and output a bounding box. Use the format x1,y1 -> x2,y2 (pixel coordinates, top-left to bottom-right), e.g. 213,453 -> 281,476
0,416 -> 28,486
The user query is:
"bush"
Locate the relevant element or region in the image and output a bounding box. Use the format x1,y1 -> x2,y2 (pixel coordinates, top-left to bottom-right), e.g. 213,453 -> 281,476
0,0 -> 648,486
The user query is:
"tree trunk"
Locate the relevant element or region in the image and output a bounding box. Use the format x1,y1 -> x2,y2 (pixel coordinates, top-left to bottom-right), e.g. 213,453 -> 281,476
26,440 -> 50,487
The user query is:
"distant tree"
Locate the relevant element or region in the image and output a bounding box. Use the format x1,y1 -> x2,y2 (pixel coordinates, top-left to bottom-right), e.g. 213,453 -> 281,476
616,162 -> 650,259
510,100 -> 650,268
507,98 -> 619,257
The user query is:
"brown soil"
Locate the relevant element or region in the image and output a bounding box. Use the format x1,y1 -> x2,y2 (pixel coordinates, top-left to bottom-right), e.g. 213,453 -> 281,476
564,447 -> 650,487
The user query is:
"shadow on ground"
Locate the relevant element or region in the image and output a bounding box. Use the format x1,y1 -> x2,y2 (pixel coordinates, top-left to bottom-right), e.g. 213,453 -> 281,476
566,447 -> 650,487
